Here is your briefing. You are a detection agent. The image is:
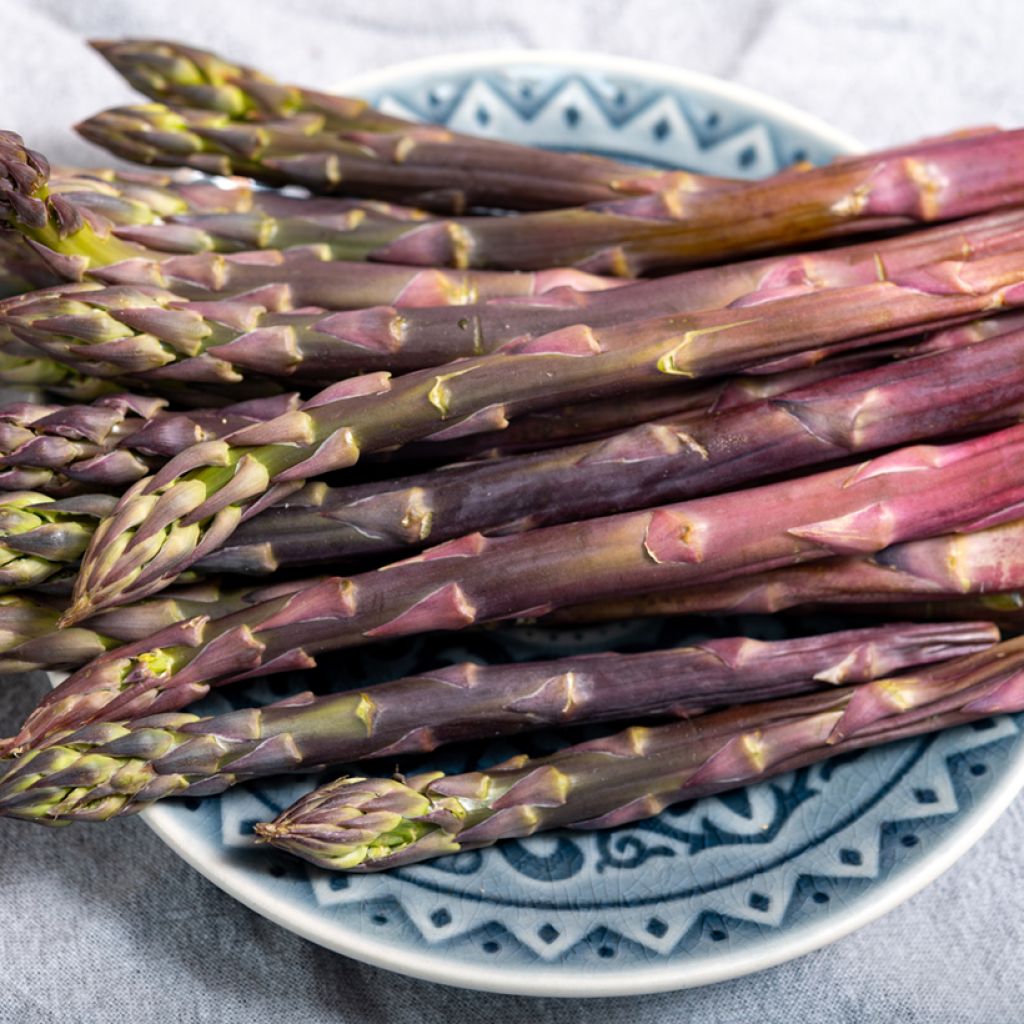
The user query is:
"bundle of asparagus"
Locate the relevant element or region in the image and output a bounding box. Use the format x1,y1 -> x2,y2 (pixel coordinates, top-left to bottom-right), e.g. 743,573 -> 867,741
0,621 -> 996,823
5,37 -> 1024,884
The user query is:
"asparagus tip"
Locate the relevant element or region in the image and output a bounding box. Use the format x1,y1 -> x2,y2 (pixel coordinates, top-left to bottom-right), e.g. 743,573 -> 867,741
56,603 -> 89,628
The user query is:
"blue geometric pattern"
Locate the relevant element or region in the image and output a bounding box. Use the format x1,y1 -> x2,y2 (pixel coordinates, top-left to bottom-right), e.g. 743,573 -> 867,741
366,63 -> 841,176
208,711 -> 1016,963
139,58 -> 1024,993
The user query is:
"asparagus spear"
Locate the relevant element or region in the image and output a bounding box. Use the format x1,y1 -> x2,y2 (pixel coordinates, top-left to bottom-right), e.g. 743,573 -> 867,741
0,131 -> 616,305
548,517 -> 1024,623
39,163 -> 491,296
0,392 -> 299,496
42,169 -> 1024,324
720,307 -> 1024,382
10,160 -> 1024,384
50,162 -> 437,242
88,39 -> 724,213
0,621 -> 997,824
2,133 -> 428,274
0,349 -> 900,581
0,326 -> 254,405
336,215 -> 1024,369
0,577 -> 311,672
77,101 -> 1024,272
14,213 -> 987,384
77,164 -> 1024,284
60,165 -> 438,256
51,246 -> 1024,620
253,635 -> 1024,871
43,165 -> 445,293
391,346 -> 917,462
14,422 -> 1024,754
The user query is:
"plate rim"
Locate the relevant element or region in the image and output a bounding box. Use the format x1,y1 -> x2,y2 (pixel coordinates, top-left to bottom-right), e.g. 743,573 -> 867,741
334,48 -> 864,158
113,49 -> 1017,996
141,733 -> 1024,996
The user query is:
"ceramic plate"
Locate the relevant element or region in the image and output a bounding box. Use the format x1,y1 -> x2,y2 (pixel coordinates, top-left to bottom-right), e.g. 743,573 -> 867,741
120,52 -> 1024,996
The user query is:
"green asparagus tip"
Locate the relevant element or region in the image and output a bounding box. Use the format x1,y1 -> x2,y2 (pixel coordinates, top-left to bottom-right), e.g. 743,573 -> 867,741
257,775 -> 467,870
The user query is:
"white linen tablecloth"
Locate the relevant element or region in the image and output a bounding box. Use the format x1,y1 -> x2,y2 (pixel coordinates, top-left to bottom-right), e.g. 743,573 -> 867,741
2,2 -> 1022,1020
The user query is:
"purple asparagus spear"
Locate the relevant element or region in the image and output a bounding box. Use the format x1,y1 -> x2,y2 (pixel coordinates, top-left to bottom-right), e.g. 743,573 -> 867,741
547,517 -> 1024,623
75,102 -> 1024,272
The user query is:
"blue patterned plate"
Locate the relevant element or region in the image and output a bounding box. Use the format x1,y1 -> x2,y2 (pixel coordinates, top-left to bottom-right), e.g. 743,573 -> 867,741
125,53 -> 1024,995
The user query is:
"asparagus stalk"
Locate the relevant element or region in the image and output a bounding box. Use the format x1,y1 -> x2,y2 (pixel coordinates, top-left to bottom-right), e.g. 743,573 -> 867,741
391,346 -> 913,462
88,39 -> 725,213
0,577 -> 311,672
61,165 -> 439,255
548,517 -> 1024,623
9,181 -> 1024,385
253,635 -> 1024,871
0,131 -> 617,305
747,307 -> 1024,382
14,422 -> 1024,754
76,101 -> 1024,272
98,250 -> 617,311
0,328 -> 210,403
50,163 -> 437,240
111,197 -> 438,259
76,166 -> 1024,286
11,224 -> 969,385
37,184 -> 1024,354
0,348 -> 901,581
2,133 -> 420,276
51,247 -> 1024,620
0,621 -> 997,824
0,393 -> 299,496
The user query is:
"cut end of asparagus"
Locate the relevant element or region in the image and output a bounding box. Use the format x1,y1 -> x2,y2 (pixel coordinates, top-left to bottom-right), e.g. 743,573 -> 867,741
256,775 -> 466,871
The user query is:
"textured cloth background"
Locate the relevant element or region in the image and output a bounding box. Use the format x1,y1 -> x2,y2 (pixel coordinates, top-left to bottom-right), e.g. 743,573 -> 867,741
2,1 -> 1024,1020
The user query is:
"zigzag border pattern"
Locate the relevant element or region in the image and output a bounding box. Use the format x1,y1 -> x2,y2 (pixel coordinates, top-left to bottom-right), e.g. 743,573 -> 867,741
366,69 -> 833,178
